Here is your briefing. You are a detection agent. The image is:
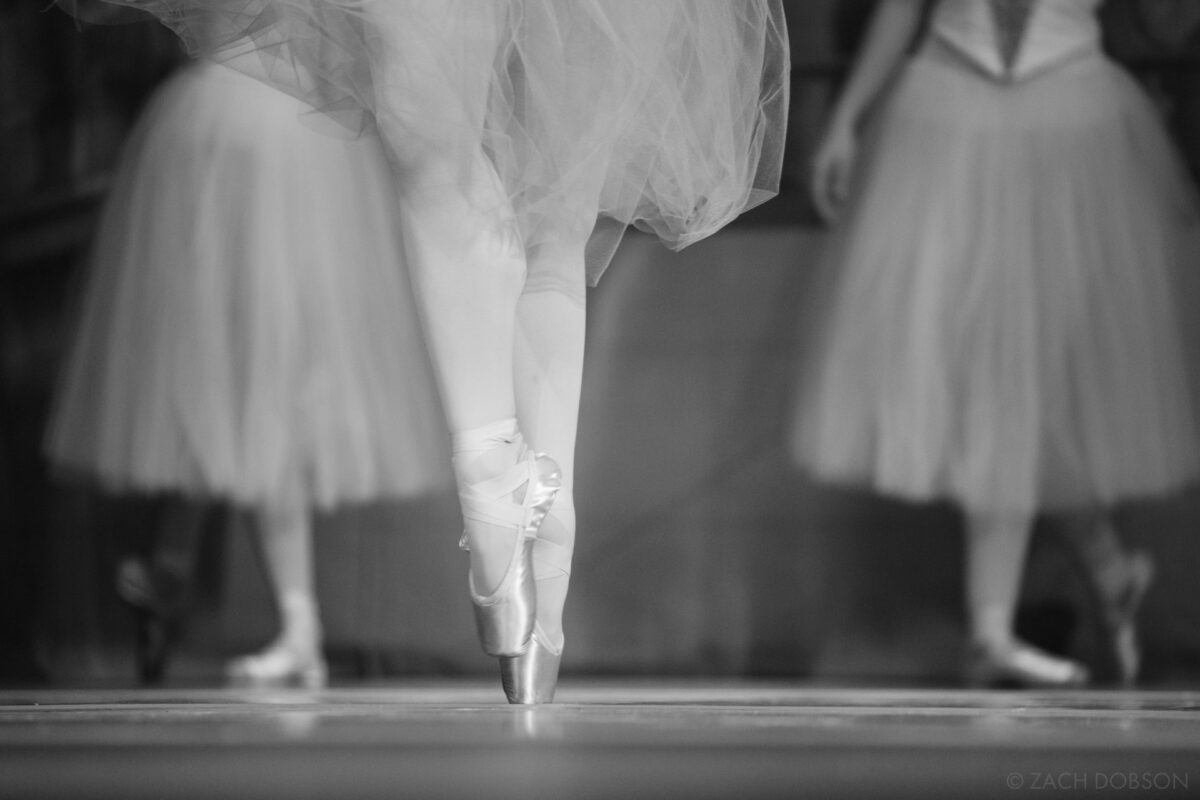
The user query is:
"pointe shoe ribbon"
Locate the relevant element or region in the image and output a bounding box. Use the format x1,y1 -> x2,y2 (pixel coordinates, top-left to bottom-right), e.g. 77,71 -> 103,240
458,452 -> 562,657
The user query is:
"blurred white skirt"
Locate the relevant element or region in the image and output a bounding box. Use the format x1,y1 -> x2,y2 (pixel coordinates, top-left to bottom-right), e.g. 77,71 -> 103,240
47,62 -> 449,509
793,48 -> 1200,515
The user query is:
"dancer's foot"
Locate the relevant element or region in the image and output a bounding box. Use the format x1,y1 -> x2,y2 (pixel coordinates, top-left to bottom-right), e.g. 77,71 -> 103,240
115,556 -> 187,685
500,622 -> 563,705
530,502 -> 575,653
1092,549 -> 1155,686
226,640 -> 327,689
453,420 -> 561,657
227,594 -> 326,688
964,639 -> 1090,688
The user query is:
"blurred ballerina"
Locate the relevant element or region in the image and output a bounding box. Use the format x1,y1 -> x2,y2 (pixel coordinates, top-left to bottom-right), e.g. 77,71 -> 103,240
46,57 -> 448,687
795,0 -> 1199,686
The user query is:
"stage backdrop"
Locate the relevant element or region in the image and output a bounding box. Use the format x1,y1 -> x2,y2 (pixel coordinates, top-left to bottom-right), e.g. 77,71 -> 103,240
12,0 -> 1200,686
39,226 -> 1200,686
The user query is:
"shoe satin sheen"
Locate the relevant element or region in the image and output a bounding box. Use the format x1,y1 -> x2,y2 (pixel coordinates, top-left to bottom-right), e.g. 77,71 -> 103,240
468,453 -> 562,657
501,624 -> 563,705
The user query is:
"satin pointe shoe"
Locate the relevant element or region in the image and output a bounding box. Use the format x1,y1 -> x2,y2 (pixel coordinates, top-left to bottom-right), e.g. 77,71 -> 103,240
226,642 -> 328,689
964,641 -> 1090,688
1093,550 -> 1155,686
458,452 -> 561,657
115,556 -> 184,685
500,622 -> 563,705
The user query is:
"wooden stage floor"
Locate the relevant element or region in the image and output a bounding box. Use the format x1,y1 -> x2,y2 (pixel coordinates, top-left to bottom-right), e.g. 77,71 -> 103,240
2,682 -> 1198,799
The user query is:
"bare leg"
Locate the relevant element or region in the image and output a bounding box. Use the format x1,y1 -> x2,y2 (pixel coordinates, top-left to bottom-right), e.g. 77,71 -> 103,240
514,240 -> 588,650
964,511 -> 1089,686
407,161 -> 548,601
256,502 -> 317,632
367,9 -> 573,675
227,501 -> 326,687
367,3 -> 535,596
392,149 -> 524,433
965,512 -> 1034,650
369,4 -> 520,432
390,146 -> 538,594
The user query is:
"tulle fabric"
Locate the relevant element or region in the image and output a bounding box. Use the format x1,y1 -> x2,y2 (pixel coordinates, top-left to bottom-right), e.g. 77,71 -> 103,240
64,0 -> 789,284
46,62 -> 450,509
793,49 -> 1200,516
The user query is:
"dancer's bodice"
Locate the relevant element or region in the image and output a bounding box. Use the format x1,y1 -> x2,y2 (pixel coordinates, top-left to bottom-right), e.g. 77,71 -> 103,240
929,0 -> 1103,81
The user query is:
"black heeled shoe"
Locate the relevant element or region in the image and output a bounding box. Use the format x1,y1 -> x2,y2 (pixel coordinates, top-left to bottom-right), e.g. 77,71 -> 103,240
1092,550 -> 1155,686
115,557 -> 185,685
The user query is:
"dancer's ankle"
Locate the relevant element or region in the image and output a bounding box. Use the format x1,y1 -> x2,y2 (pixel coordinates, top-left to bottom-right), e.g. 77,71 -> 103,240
277,592 -> 322,650
532,510 -> 573,656
451,417 -> 518,465
969,603 -> 1016,652
455,439 -> 523,489
533,612 -> 565,654
452,417 -> 531,594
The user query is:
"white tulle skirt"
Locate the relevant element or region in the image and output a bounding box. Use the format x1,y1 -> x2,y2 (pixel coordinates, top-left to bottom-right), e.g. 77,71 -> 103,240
47,62 -> 449,509
69,0 -> 789,283
793,48 -> 1200,516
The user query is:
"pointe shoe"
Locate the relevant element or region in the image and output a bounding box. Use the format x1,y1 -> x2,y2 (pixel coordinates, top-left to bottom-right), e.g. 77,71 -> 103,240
226,642 -> 328,689
115,557 -> 184,685
459,452 -> 562,657
500,623 -> 563,705
964,641 -> 1090,688
1094,550 -> 1155,686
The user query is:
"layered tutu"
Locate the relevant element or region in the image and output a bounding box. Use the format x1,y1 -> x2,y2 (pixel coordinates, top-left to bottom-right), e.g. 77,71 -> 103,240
64,0 -> 789,283
793,48 -> 1200,515
47,62 -> 449,509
